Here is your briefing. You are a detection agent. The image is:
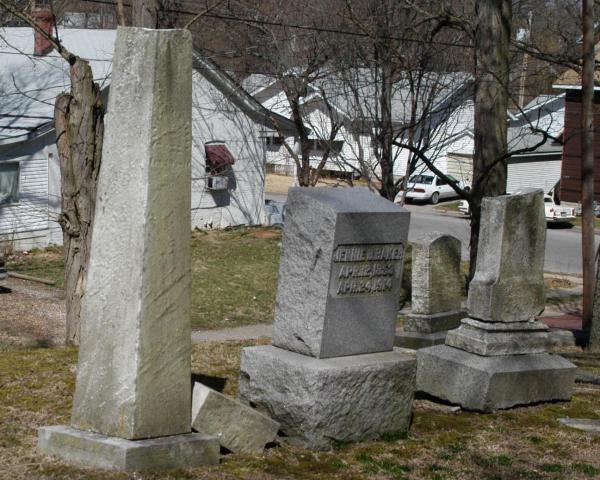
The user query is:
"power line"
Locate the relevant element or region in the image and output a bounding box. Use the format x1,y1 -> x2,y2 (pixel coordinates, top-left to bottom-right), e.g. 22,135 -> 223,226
75,0 -> 474,49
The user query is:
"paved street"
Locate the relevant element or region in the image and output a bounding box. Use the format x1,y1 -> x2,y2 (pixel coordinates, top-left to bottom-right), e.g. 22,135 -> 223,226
404,204 -> 590,274
267,193 -> 591,275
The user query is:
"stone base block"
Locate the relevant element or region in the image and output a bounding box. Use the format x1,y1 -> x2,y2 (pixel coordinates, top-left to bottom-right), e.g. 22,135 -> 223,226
394,330 -> 448,349
405,310 -> 465,333
239,345 -> 416,450
416,345 -> 576,412
445,319 -> 551,356
38,426 -> 219,471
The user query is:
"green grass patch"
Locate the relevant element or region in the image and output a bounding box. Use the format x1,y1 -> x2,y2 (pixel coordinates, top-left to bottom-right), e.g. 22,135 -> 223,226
433,200 -> 463,213
6,246 -> 65,289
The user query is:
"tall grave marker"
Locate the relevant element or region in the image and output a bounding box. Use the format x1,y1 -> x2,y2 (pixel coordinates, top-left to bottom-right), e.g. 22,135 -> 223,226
37,27 -> 219,470
417,190 -> 576,411
240,188 -> 416,450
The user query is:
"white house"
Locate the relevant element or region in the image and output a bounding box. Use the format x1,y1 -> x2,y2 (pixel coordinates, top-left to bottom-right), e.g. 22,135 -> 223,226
0,26 -> 294,250
244,71 -> 474,182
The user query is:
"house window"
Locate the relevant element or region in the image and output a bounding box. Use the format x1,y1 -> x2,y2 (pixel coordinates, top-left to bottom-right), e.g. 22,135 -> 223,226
264,136 -> 284,146
205,142 -> 235,175
0,162 -> 19,206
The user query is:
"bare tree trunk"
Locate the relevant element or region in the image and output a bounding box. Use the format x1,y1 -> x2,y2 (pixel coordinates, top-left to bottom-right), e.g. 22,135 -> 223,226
55,59 -> 103,345
378,52 -> 396,201
469,0 -> 510,279
133,0 -> 158,28
581,0 -> 595,333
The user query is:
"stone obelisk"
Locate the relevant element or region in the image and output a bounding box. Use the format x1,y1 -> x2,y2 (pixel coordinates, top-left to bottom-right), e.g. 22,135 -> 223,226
38,27 -> 219,471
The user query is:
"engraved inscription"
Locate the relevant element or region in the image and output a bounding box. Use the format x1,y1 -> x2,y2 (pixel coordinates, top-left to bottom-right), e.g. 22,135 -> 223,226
330,243 -> 405,297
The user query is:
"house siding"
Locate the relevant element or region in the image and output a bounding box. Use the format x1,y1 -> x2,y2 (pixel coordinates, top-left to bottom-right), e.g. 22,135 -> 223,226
0,133 -> 61,250
560,90 -> 600,202
507,156 -> 562,194
190,71 -> 266,229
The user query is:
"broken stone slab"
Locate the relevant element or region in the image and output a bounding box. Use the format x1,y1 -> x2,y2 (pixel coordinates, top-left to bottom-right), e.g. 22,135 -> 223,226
38,426 -> 219,471
191,382 -> 280,454
467,189 -> 546,323
394,330 -> 448,350
239,345 -> 415,450
416,345 -> 576,412
411,232 -> 463,316
445,319 -> 552,356
271,187 -> 410,358
404,310 -> 465,334
559,418 -> 600,433
68,27 -> 194,440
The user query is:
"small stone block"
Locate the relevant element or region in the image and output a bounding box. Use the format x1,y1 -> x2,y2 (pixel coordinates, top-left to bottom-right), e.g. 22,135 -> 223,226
559,418 -> 600,433
192,382 -> 280,454
37,425 -> 219,471
394,330 -> 448,349
404,310 -> 465,333
445,321 -> 552,356
239,345 -> 415,450
416,345 -> 576,412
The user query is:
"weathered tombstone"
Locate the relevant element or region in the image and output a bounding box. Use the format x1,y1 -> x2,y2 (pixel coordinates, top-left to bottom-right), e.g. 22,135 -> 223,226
37,27 -> 219,470
417,190 -> 576,412
239,188 -> 416,450
395,232 -> 465,348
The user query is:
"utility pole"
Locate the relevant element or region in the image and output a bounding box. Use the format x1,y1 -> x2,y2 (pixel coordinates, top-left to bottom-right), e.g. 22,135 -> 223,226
582,0 -> 595,336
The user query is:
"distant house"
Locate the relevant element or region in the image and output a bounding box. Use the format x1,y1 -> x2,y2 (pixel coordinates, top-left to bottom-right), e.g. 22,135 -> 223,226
243,71 -> 473,182
0,25 -> 294,250
553,49 -> 600,203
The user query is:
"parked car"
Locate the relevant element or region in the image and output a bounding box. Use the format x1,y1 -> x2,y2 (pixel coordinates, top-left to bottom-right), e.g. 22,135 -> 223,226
264,199 -> 286,228
544,195 -> 575,224
395,174 -> 470,205
460,194 -> 575,224
458,199 -> 470,216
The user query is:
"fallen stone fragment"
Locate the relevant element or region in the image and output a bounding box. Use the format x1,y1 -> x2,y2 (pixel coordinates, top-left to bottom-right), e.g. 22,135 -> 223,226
191,382 -> 280,454
559,417 -> 600,433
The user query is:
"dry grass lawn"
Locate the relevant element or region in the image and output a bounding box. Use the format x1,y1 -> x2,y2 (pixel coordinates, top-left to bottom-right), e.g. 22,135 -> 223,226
1,341 -> 600,480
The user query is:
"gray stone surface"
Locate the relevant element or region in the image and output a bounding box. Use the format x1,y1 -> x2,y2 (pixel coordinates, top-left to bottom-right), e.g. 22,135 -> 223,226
411,232 -> 462,316
416,345 -> 576,412
559,418 -> 600,432
394,330 -> 448,349
191,382 -> 280,454
405,310 -> 465,334
468,189 -> 546,323
445,320 -> 552,356
271,188 -> 410,358
38,426 -> 219,471
70,27 -> 193,439
239,345 -> 415,450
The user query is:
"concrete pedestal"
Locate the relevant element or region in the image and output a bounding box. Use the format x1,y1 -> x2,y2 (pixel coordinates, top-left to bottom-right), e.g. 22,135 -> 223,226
239,345 -> 415,450
38,426 -> 219,471
416,345 -> 576,412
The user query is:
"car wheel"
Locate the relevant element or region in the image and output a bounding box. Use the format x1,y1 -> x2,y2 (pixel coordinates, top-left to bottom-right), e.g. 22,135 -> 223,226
430,192 -> 440,205
464,186 -> 471,193
271,223 -> 284,229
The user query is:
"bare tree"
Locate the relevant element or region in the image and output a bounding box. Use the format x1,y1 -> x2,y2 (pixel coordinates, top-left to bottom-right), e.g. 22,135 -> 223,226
0,0 -> 105,345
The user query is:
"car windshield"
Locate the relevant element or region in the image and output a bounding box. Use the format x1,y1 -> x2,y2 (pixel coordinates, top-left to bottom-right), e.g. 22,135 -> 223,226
409,175 -> 434,185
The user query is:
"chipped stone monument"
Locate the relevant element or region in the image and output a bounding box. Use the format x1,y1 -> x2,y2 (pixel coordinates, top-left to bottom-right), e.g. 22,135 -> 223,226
239,188 -> 416,450
417,189 -> 576,412
395,232 -> 465,349
191,383 -> 280,454
37,27 -> 219,470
